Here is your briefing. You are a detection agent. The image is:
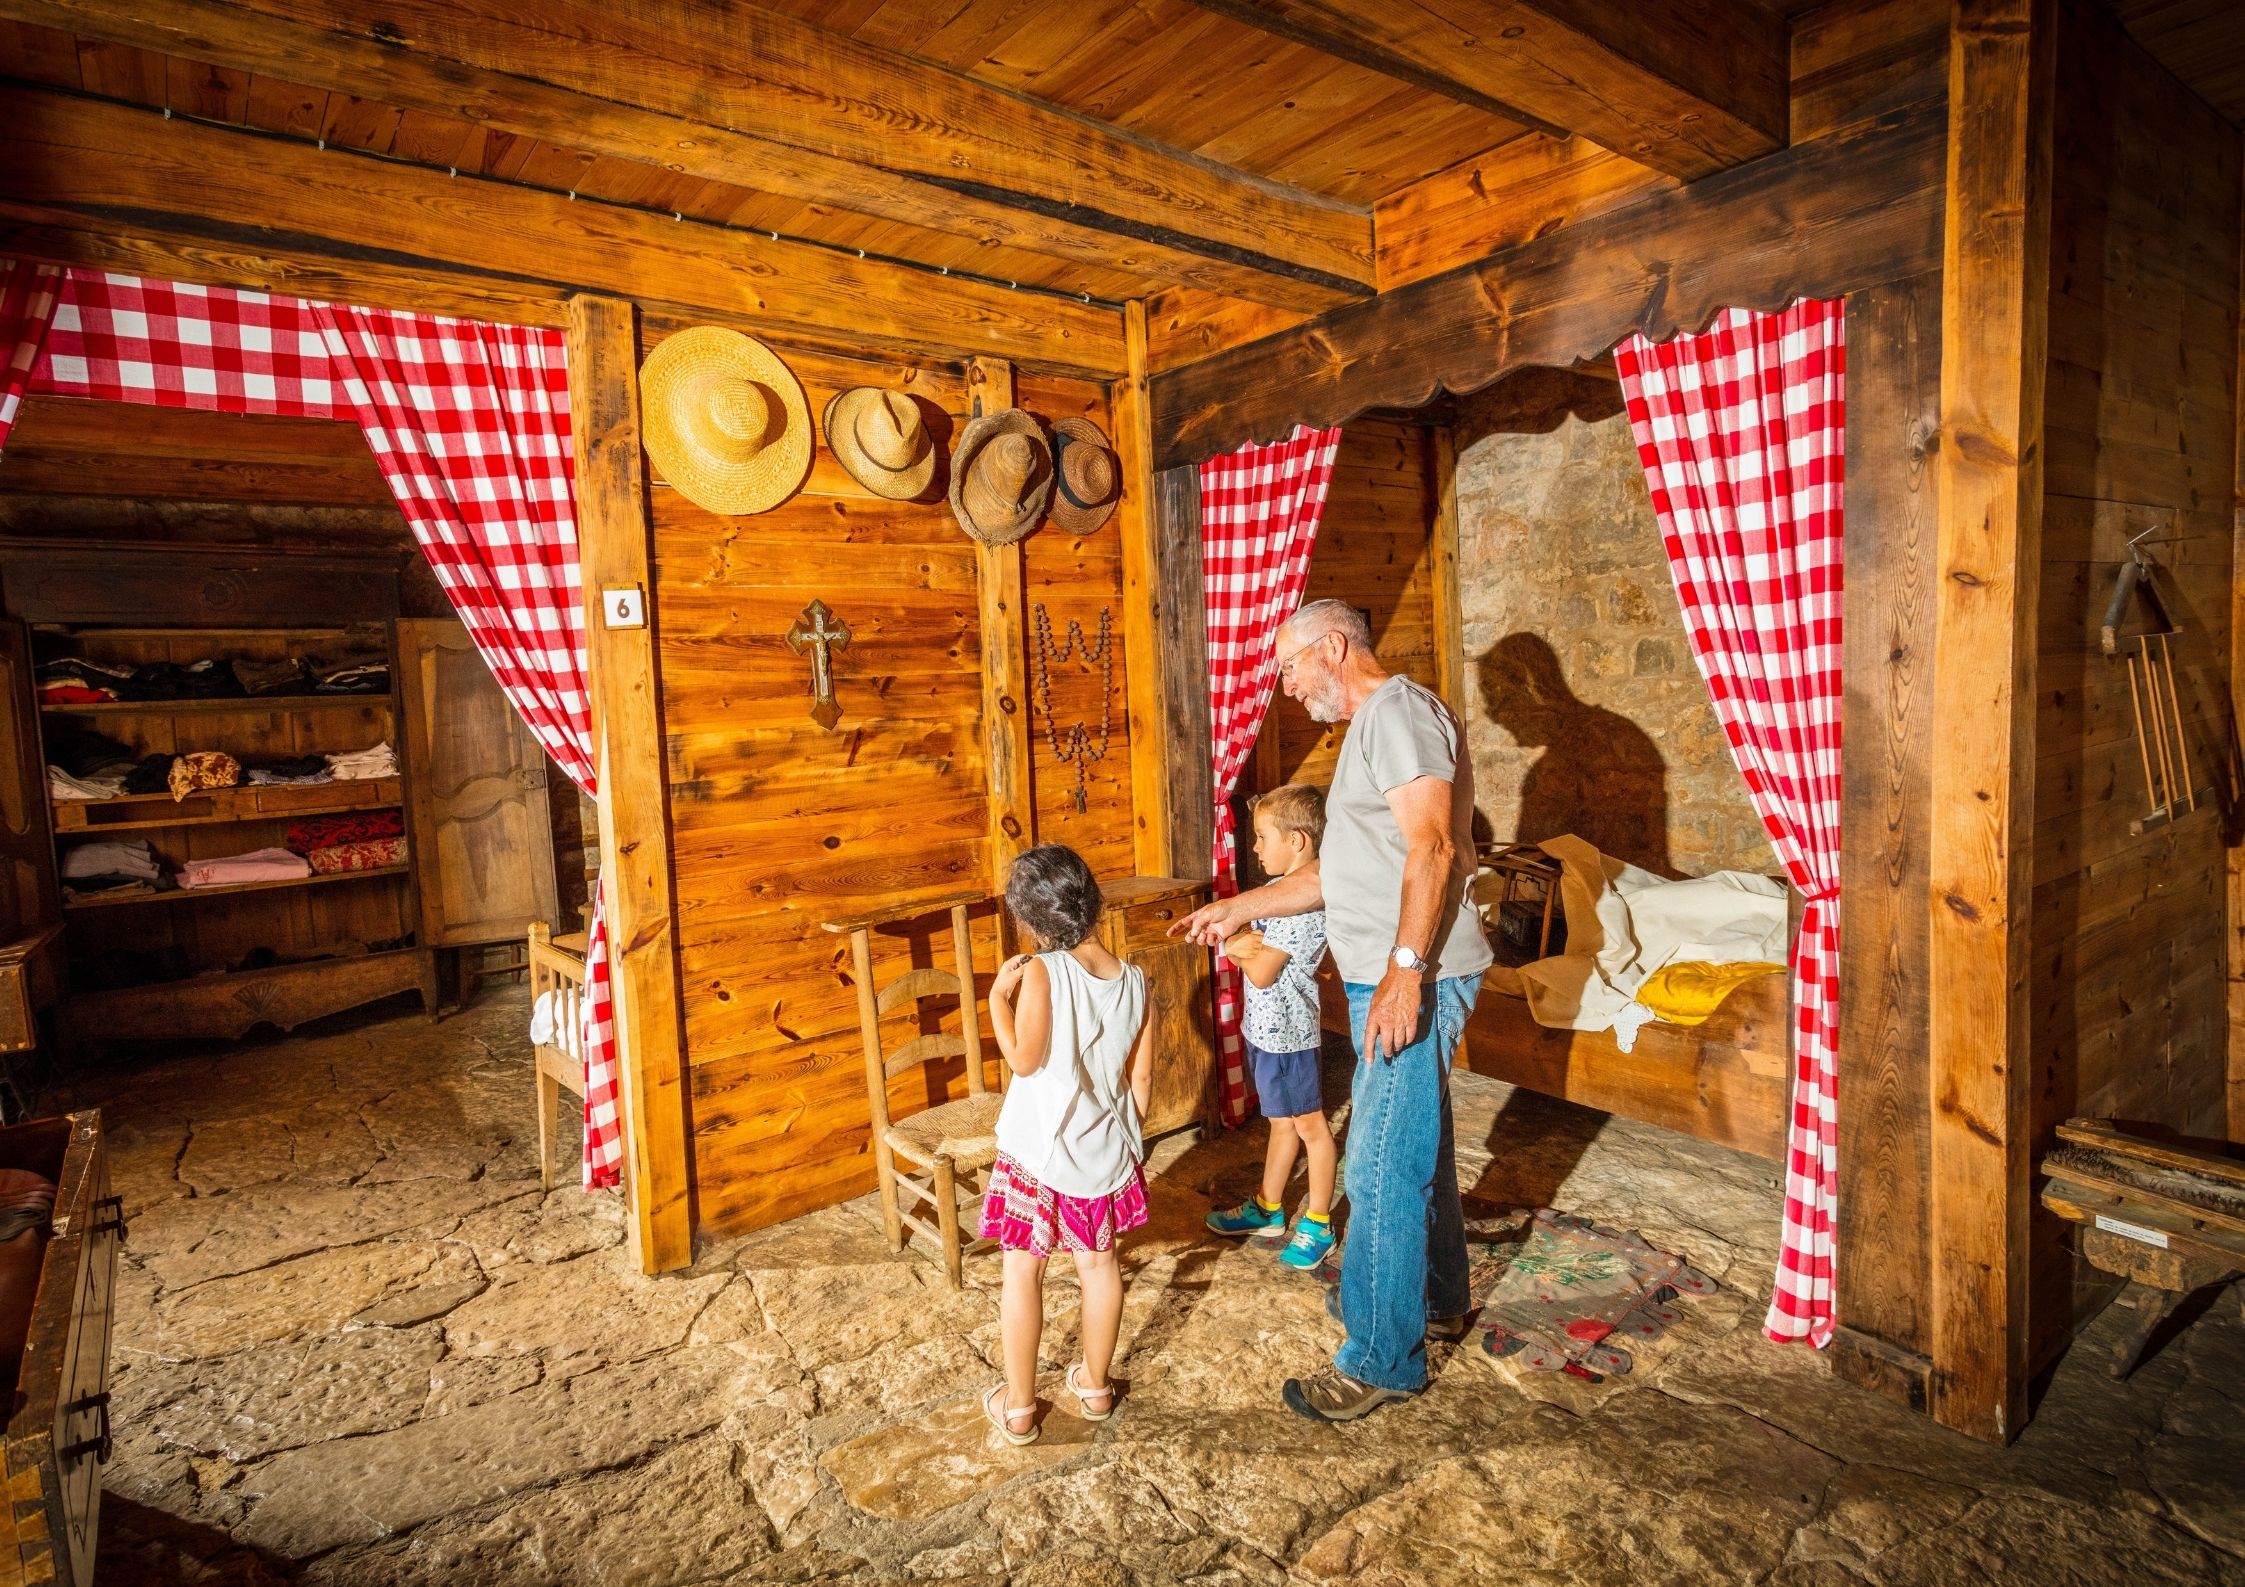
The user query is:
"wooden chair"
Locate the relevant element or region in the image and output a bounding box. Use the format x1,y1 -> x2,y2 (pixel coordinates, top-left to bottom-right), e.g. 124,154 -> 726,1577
528,922 -> 589,1192
823,892 -> 998,1288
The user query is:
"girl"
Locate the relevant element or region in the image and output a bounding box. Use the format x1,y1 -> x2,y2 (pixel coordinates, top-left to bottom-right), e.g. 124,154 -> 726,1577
979,844 -> 1154,1446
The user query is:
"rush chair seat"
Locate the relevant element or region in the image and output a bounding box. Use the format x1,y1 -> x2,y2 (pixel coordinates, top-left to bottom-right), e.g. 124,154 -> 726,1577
822,892 -> 999,1288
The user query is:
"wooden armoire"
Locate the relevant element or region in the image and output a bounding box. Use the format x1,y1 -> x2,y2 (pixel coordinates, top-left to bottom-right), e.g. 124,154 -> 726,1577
0,540 -> 557,1056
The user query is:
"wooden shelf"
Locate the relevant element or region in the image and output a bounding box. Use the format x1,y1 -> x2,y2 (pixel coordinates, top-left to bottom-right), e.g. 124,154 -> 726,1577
51,778 -> 403,834
40,694 -> 391,715
62,864 -> 409,910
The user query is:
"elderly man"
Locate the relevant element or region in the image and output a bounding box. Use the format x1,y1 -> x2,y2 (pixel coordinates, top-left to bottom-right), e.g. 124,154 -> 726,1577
1173,599 -> 1489,1421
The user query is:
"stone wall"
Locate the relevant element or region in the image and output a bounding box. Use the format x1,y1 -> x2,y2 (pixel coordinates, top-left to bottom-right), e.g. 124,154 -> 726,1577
1453,370 -> 1773,879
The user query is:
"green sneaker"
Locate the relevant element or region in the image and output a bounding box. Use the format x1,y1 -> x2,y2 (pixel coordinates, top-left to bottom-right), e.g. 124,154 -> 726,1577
1206,1197 -> 1285,1238
1276,1217 -> 1336,1270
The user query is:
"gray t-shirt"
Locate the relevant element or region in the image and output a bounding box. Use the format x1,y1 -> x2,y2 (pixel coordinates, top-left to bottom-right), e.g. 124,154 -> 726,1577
1319,676 -> 1492,985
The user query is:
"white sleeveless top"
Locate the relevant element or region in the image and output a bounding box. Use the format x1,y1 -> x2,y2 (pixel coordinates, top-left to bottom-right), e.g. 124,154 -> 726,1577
993,949 -> 1147,1198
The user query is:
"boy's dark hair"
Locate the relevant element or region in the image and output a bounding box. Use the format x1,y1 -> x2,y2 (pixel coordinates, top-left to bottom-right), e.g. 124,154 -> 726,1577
1004,843 -> 1104,949
1248,783 -> 1325,853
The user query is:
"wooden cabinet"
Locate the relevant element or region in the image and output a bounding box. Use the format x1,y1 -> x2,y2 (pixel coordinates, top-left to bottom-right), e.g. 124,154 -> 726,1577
0,1111 -> 118,1587
1098,876 -> 1217,1138
29,623 -> 439,1052
395,619 -> 558,947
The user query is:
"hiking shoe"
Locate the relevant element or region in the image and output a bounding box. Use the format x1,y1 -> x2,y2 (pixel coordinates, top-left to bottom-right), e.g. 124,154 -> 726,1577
1275,1217 -> 1336,1270
1283,1365 -> 1414,1423
1322,1283 -> 1472,1341
1206,1198 -> 1285,1238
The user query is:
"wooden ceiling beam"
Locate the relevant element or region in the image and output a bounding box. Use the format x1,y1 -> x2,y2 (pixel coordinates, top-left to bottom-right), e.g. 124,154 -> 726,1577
0,0 -> 1371,310
1149,100 -> 1945,467
0,85 -> 1126,375
1183,0 -> 1788,181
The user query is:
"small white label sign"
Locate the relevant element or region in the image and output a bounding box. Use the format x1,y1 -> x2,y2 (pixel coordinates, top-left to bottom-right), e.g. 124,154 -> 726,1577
604,587 -> 646,629
2094,1214 -> 2168,1249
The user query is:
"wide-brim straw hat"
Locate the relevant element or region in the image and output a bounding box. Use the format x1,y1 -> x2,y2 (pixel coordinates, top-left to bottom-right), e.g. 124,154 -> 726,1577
823,385 -> 937,500
1048,417 -> 1120,534
639,327 -> 811,516
947,408 -> 1053,546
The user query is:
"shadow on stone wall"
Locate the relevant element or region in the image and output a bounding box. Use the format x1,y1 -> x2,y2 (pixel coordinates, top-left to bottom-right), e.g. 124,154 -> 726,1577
1475,631 -> 1674,877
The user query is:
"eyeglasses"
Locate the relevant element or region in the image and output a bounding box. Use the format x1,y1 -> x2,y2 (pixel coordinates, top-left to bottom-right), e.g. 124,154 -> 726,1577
1274,630 -> 1333,683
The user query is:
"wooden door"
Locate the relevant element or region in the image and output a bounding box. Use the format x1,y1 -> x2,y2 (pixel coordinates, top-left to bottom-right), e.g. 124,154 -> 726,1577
0,623 -> 59,946
396,618 -> 559,947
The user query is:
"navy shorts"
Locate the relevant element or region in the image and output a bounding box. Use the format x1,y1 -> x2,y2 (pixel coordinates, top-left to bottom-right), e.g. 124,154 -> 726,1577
1249,1042 -> 1323,1120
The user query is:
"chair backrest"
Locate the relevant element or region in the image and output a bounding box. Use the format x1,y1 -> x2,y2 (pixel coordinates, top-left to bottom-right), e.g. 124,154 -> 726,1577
528,921 -> 587,1055
825,896 -> 990,1135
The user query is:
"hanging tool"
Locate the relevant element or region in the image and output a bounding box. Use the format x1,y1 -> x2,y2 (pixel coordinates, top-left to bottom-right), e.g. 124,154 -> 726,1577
2100,529 -> 2204,835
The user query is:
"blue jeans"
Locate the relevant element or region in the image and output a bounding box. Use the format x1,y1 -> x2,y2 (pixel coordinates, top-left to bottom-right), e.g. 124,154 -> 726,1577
1334,975 -> 1480,1392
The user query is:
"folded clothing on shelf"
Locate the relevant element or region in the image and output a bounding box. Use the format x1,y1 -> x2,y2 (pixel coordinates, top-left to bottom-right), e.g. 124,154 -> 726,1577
35,658 -> 134,703
310,660 -> 390,695
122,659 -> 244,702
307,837 -> 408,874
121,755 -> 177,796
44,728 -> 135,780
246,769 -> 334,787
177,848 -> 311,889
231,657 -> 313,696
47,766 -> 124,802
169,750 -> 242,802
286,808 -> 405,856
325,743 -> 399,781
60,839 -> 163,883
244,754 -> 329,781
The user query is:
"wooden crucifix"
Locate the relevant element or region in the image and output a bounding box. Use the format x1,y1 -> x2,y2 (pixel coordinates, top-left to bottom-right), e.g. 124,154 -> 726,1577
786,599 -> 850,729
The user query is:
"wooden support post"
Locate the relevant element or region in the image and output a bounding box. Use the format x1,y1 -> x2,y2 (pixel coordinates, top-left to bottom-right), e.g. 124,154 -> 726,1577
2230,167 -> 2245,1143
1429,424 -> 1468,713
1926,0 -> 2054,1445
1116,301 -> 1180,876
566,293 -> 694,1276
971,357 -> 1034,889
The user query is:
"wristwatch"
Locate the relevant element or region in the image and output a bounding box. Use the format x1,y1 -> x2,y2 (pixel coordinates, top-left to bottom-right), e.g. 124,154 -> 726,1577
1390,944 -> 1428,973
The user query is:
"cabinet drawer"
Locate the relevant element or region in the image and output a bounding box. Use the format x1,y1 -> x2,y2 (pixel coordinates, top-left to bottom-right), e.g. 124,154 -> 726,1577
1100,878 -> 1206,948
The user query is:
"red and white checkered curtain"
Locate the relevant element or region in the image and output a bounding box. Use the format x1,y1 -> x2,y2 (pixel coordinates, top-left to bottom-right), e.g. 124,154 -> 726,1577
1200,424 -> 1342,1126
313,303 -> 622,1190
0,260 -> 62,450
25,266 -> 626,1190
1613,299 -> 1845,1348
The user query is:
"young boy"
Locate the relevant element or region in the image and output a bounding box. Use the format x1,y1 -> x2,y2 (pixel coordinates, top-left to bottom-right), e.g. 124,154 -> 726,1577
1205,783 -> 1335,1270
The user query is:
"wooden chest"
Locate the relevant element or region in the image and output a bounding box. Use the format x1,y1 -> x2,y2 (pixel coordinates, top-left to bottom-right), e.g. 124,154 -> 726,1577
1098,877 -> 1216,1138
0,1113 -> 117,1587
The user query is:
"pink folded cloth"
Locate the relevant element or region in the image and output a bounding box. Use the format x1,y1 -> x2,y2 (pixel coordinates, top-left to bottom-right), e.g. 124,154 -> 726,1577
178,848 -> 312,888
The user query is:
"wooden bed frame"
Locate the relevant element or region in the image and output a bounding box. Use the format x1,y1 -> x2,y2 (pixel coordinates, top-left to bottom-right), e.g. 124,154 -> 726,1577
1317,955 -> 1792,1165
527,922 -> 589,1192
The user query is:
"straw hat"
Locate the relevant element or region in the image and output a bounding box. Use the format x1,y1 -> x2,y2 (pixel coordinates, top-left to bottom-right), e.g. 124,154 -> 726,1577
639,327 -> 810,515
947,408 -> 1053,546
823,386 -> 937,500
1047,417 -> 1120,534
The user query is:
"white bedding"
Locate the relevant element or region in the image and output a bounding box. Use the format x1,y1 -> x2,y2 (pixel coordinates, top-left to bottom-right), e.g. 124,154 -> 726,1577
530,990 -> 583,1058
1505,835 -> 1789,1050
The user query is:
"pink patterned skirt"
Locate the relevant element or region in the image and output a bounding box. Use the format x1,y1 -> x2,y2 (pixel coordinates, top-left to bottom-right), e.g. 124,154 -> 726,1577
978,1152 -> 1148,1256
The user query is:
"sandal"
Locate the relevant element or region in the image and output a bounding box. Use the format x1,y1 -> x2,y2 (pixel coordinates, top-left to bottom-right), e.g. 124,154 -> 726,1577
1066,1362 -> 1116,1422
982,1382 -> 1040,1446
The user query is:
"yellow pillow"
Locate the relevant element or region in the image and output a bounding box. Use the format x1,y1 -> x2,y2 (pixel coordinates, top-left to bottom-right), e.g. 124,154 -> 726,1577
1633,960 -> 1785,1025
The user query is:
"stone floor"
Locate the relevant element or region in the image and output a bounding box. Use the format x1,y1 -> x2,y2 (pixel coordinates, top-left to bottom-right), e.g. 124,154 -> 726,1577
63,986 -> 2245,1586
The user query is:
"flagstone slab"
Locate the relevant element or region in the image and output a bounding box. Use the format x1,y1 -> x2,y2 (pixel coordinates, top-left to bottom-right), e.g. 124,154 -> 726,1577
819,1394 -> 1099,1523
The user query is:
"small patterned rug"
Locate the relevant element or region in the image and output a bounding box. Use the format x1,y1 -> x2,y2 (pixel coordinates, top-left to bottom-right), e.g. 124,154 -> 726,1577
1316,1207 -> 1715,1379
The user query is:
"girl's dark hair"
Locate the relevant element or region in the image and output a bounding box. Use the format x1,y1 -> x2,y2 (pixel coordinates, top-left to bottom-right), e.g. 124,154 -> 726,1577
1004,844 -> 1103,950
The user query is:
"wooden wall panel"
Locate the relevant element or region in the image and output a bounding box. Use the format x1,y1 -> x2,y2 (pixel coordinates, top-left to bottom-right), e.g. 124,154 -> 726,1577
1254,418 -> 1442,793
645,314 -> 1136,1237
2029,0 -> 2242,1369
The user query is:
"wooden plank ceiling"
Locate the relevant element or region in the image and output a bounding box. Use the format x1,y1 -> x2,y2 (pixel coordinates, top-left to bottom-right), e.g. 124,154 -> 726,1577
0,0 -> 1806,340
0,1 -> 2229,375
